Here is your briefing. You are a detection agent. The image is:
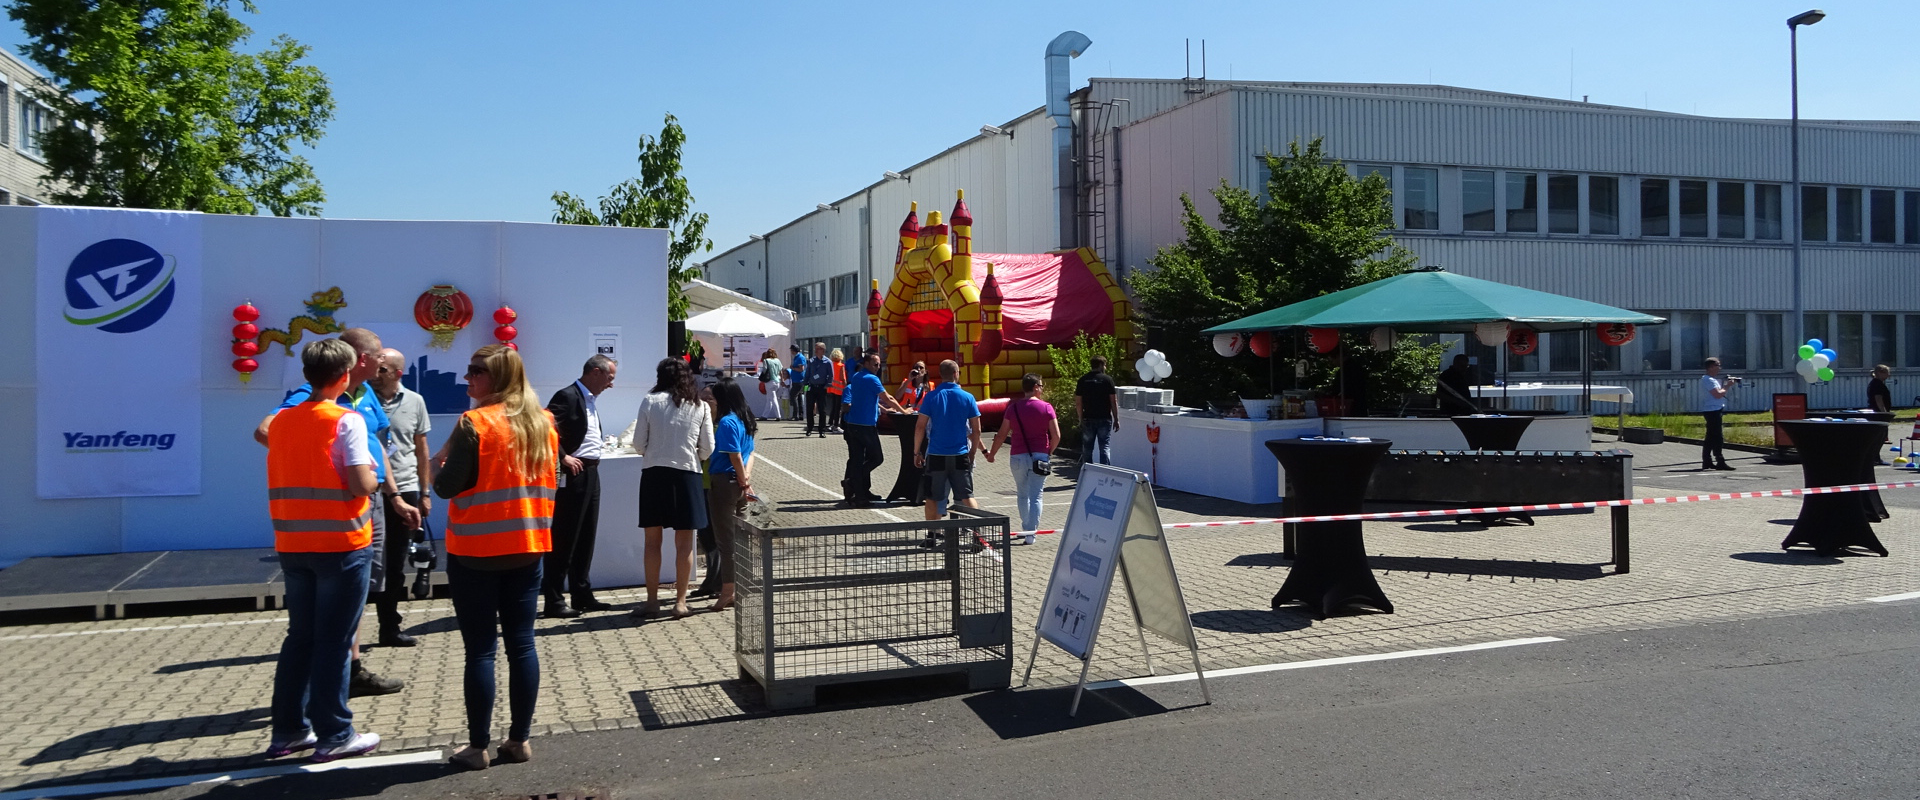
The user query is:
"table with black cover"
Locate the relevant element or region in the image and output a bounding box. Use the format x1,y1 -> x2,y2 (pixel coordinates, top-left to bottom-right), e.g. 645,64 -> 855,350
1266,437 -> 1395,618
1778,419 -> 1890,556
1821,411 -> 1895,521
882,412 -> 924,505
1451,414 -> 1534,451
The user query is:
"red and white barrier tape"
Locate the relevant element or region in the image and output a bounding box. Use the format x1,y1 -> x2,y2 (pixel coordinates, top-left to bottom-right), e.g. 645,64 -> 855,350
1011,479 -> 1920,536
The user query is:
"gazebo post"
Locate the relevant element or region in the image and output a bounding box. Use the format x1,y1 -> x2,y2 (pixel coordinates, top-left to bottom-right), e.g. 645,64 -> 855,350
1581,324 -> 1595,417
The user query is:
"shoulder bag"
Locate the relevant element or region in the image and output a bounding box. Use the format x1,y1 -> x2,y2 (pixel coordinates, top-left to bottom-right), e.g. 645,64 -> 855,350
1011,401 -> 1052,476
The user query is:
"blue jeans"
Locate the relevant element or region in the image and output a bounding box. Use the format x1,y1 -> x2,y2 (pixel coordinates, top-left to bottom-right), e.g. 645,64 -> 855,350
449,555 -> 542,747
1008,454 -> 1047,532
1080,419 -> 1113,465
272,547 -> 373,748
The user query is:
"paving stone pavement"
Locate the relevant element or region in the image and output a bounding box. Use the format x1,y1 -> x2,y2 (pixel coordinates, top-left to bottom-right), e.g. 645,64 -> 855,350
1,420 -> 1915,790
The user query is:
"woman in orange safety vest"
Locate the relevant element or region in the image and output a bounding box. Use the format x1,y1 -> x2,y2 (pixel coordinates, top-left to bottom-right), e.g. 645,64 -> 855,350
433,343 -> 558,771
825,347 -> 848,432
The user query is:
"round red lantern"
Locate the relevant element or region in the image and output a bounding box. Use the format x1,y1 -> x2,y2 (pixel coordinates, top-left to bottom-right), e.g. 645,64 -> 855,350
232,322 -> 258,340
232,302 -> 259,323
232,340 -> 260,358
233,358 -> 258,377
1507,328 -> 1538,356
495,324 -> 519,343
494,306 -> 518,325
231,301 -> 261,383
1598,323 -> 1636,346
1249,331 -> 1274,358
413,285 -> 475,350
1308,327 -> 1340,354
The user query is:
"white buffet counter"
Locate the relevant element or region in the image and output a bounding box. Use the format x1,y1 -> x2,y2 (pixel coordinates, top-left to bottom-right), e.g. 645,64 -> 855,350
588,453 -> 680,588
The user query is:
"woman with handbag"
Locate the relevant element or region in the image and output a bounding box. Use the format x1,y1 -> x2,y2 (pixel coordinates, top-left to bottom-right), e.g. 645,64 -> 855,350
985,373 -> 1059,545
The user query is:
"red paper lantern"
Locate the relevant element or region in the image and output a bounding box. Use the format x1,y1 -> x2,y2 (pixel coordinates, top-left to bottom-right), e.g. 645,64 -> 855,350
1308,327 -> 1340,354
1249,331 -> 1274,358
1507,328 -> 1538,356
231,302 -> 261,383
233,302 -> 259,322
495,324 -> 519,343
232,340 -> 260,358
1598,323 -> 1636,346
233,357 -> 258,375
493,306 -> 518,325
231,322 -> 258,340
413,285 -> 474,350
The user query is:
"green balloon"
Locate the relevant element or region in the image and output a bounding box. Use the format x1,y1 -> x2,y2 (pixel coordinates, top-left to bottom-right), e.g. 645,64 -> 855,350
1798,344 -> 1816,359
1817,367 -> 1835,381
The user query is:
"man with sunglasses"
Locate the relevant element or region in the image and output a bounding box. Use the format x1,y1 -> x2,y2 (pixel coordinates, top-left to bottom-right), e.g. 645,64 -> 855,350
369,349 -> 432,644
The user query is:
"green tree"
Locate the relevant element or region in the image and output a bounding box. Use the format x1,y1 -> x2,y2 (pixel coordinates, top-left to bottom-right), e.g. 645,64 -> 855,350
1130,138 -> 1443,410
1043,332 -> 1131,444
553,113 -> 712,321
8,0 -> 334,215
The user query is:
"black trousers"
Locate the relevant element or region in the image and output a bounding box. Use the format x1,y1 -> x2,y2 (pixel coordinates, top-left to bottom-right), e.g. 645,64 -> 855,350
1702,410 -> 1727,466
806,387 -> 829,432
543,459 -> 601,603
842,423 -> 885,500
374,490 -> 420,631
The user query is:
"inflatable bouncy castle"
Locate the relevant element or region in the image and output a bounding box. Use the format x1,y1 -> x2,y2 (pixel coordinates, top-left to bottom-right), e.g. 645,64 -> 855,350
867,191 -> 1135,400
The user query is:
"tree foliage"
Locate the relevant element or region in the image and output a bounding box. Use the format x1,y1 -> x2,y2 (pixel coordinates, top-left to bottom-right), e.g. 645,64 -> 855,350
1129,138 -> 1443,410
8,0 -> 334,215
553,113 -> 712,321
1043,332 -> 1131,443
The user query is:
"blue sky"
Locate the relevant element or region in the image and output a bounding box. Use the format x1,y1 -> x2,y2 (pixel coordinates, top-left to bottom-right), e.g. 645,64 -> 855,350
4,1 -> 1915,253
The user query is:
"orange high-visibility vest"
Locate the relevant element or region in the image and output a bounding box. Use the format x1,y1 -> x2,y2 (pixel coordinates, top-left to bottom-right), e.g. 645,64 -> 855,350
899,381 -> 922,409
828,361 -> 847,395
267,401 -> 373,553
447,404 -> 557,557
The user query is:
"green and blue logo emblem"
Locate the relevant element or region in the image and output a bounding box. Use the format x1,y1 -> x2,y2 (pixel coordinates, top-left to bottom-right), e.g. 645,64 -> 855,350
62,238 -> 176,333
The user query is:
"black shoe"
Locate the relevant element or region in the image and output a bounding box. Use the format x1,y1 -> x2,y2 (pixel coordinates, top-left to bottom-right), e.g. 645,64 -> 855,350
543,601 -> 582,619
1713,463 -> 1737,471
377,628 -> 418,648
572,598 -> 613,612
348,664 -> 404,697
690,584 -> 718,599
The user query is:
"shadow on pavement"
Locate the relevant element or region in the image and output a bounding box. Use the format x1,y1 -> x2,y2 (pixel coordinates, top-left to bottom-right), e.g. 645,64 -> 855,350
1190,608 -> 1314,634
1730,551 -> 1845,566
193,762 -> 448,800
1225,552 -> 1289,568
1368,555 -> 1608,581
24,708 -> 269,766
154,653 -> 278,674
963,684 -> 1176,739
630,679 -> 766,730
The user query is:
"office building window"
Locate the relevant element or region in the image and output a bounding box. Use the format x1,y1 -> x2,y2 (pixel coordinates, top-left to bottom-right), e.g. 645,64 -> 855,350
1588,176 -> 1619,235
1506,172 -> 1538,233
829,272 -> 860,310
1355,164 -> 1392,215
15,94 -> 49,159
1717,313 -> 1748,371
1678,180 -> 1708,237
1801,186 -> 1827,241
1508,336 -> 1539,372
1590,335 -> 1619,371
1640,179 -> 1670,237
1403,167 -> 1438,230
1804,313 -> 1829,354
783,281 -> 827,317
1871,189 -> 1896,244
1836,313 -> 1863,368
1756,313 -> 1784,370
1871,314 -> 1896,367
0,189 -> 9,206
1836,187 -> 1862,242
1638,313 -> 1671,371
1461,170 -> 1495,231
1907,316 -> 1920,368
1755,183 -> 1783,240
1716,182 -> 1746,239
0,81 -> 8,145
1549,331 -> 1581,373
1546,174 -> 1578,233
1679,312 -> 1709,371
1906,191 -> 1920,245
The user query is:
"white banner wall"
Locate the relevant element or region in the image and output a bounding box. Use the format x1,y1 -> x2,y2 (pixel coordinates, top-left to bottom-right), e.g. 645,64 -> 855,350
35,209 -> 204,498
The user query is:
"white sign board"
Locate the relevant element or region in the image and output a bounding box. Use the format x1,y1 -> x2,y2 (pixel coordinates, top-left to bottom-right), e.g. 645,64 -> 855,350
590,325 -> 622,365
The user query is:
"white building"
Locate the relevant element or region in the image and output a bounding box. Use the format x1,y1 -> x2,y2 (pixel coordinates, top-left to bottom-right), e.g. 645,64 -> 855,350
0,48 -> 58,206
705,34 -> 1920,412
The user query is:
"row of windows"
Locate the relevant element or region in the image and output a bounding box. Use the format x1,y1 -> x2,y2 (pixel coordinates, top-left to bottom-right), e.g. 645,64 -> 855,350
783,272 -> 864,318
1354,164 -> 1920,246
1458,311 -> 1920,375
5,85 -> 51,160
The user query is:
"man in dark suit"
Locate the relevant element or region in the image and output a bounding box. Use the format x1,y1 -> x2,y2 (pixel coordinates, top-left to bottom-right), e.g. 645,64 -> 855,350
543,355 -> 618,618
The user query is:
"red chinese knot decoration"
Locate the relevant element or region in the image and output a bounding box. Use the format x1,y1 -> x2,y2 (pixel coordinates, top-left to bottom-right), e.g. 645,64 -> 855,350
1507,328 -> 1538,356
494,305 -> 519,350
1308,327 -> 1340,354
231,302 -> 260,383
413,285 -> 474,351
1249,331 -> 1274,358
1598,323 -> 1636,346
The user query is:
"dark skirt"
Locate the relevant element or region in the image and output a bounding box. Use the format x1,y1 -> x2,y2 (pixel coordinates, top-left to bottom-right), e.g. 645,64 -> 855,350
638,466 -> 708,530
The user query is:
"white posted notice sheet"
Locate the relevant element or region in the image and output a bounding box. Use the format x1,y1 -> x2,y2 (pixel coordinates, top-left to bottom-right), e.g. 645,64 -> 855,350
1035,464 -> 1136,660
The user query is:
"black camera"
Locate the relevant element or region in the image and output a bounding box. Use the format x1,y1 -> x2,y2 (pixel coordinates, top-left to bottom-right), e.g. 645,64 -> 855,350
408,524 -> 436,600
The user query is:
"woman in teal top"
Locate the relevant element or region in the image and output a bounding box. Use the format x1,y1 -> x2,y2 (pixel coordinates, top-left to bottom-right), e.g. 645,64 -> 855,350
705,376 -> 756,611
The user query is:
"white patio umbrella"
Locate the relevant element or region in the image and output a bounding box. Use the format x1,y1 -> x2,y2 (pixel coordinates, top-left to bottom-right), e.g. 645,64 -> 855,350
684,303 -> 789,338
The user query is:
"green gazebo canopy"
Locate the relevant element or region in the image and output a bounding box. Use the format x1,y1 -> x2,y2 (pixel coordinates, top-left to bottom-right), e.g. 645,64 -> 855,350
1201,269 -> 1665,334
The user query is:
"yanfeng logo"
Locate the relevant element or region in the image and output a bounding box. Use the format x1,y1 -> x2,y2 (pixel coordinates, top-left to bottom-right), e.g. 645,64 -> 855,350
62,238 -> 177,333
63,430 -> 177,452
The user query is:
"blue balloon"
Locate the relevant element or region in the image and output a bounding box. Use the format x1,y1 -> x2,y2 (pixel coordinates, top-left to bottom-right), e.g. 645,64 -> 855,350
1820,348 -> 1838,361
1807,338 -> 1824,351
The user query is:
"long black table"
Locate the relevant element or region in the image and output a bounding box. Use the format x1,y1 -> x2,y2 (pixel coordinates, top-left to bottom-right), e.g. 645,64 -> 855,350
883,412 -> 924,505
1266,437 -> 1395,618
1778,419 -> 1890,556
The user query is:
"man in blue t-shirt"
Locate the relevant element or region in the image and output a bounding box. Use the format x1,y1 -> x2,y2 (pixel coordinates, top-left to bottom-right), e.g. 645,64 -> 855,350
786,344 -> 807,421
840,351 -> 906,507
803,342 -> 835,436
914,359 -> 984,522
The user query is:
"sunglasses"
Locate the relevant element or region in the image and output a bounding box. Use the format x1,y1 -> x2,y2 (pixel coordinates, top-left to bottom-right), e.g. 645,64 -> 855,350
465,365 -> 489,377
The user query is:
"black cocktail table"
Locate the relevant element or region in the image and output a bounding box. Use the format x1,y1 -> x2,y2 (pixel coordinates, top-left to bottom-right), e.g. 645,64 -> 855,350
883,412 -> 924,504
1266,437 -> 1395,618
1451,414 -> 1534,451
1822,411 -> 1895,521
1778,419 -> 1890,556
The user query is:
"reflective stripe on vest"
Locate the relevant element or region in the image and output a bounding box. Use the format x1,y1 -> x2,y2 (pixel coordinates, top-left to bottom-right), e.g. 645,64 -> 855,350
266,401 -> 373,553
446,404 -> 557,557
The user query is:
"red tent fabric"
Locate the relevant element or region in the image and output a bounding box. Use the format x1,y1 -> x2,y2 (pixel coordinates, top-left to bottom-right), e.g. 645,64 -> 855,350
971,252 -> 1113,345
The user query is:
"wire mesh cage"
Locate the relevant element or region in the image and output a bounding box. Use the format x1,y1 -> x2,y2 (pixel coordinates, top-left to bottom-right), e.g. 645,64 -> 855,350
735,506 -> 1013,709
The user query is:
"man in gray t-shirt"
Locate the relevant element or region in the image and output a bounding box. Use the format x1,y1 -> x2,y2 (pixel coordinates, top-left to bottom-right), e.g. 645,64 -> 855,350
370,349 -> 433,645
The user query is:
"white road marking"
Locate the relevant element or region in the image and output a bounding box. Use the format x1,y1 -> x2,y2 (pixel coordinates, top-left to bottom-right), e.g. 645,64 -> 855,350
0,749 -> 444,799
0,617 -> 287,642
1083,636 -> 1563,691
755,453 -> 905,522
1867,590 -> 1920,603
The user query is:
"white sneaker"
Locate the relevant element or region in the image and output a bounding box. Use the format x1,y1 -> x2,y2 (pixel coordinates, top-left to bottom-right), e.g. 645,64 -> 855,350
1023,534 -> 1037,546
312,731 -> 380,763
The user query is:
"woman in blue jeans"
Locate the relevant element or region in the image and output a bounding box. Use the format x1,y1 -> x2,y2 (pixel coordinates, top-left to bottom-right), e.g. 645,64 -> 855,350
986,374 -> 1060,545
433,344 -> 559,770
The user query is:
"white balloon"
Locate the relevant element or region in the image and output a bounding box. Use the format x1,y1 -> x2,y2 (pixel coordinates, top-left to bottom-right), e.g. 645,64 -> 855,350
1212,333 -> 1244,357
1146,349 -> 1166,364
1135,357 -> 1155,382
1809,353 -> 1830,370
1796,359 -> 1818,380
1155,362 -> 1172,380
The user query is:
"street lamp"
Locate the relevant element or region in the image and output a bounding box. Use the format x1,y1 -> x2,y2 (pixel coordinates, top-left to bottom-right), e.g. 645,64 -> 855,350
1789,8 -> 1824,355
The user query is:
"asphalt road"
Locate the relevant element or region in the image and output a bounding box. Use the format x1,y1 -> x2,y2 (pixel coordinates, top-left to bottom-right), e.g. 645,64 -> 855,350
100,599 -> 1920,800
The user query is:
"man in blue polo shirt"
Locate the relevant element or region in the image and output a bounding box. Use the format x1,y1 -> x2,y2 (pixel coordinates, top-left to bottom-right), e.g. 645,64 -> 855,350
840,350 -> 906,508
252,329 -> 416,697
786,344 -> 807,421
914,359 -> 984,523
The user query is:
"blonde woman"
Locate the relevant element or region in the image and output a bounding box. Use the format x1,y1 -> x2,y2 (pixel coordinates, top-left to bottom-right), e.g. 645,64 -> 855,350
825,348 -> 848,433
632,357 -> 715,619
432,344 -> 558,771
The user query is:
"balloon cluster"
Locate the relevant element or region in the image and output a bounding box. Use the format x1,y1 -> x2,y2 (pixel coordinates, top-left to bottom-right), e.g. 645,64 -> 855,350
1793,338 -> 1838,384
1135,349 -> 1172,383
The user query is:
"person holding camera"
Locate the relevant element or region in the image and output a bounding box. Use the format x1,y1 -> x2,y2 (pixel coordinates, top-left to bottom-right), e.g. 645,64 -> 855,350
985,373 -> 1060,545
1701,357 -> 1736,471
899,361 -> 928,409
371,349 -> 432,645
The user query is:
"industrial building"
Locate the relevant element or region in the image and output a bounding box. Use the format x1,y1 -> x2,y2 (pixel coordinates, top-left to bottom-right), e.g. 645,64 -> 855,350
0,48 -> 59,206
702,32 -> 1920,412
